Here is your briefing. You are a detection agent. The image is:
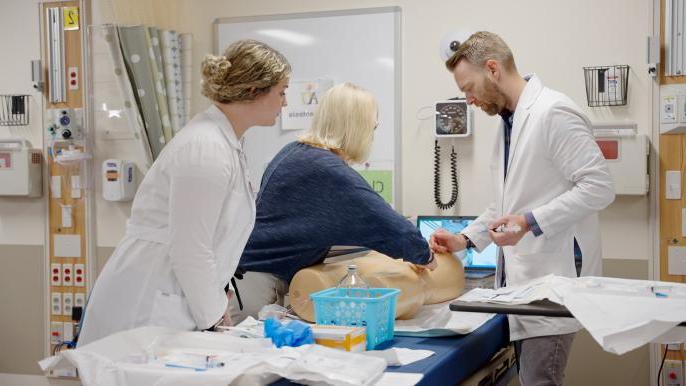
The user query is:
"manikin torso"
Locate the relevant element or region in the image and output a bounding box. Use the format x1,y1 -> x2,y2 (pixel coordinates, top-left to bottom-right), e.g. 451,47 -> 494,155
289,251 -> 465,321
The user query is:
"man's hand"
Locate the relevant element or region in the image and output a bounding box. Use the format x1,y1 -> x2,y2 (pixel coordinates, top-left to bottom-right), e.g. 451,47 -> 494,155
429,228 -> 467,253
488,214 -> 529,246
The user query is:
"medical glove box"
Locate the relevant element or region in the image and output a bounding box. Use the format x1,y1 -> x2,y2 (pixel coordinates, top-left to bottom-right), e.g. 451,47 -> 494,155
593,124 -> 649,195
312,325 -> 366,352
0,139 -> 42,197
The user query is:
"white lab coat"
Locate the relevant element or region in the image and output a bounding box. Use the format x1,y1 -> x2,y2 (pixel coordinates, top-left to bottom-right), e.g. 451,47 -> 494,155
462,75 -> 615,341
79,105 -> 256,346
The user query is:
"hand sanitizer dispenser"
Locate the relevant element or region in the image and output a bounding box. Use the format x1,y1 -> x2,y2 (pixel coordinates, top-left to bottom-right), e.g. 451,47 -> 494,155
102,159 -> 136,201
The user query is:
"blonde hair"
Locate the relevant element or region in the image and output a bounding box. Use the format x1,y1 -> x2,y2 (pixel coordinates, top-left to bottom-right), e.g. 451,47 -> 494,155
300,82 -> 377,164
445,31 -> 516,72
201,39 -> 291,103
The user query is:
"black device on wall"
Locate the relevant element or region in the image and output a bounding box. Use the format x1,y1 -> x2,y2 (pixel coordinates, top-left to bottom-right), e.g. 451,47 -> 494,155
433,97 -> 470,210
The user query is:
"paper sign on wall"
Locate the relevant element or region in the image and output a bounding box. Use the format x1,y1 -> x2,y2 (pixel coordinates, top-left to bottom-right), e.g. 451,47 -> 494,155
358,170 -> 393,205
281,79 -> 333,131
63,7 -> 80,30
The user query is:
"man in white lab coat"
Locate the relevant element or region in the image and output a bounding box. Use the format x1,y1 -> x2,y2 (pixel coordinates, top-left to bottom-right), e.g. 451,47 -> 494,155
430,31 -> 615,385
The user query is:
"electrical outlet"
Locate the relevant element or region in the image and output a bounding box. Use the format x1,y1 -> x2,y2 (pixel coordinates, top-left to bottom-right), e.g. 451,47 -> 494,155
74,292 -> 85,308
71,175 -> 81,199
51,292 -> 62,315
61,205 -> 73,228
68,67 -> 78,91
663,95 -> 678,123
50,263 -> 62,286
62,292 -> 73,317
63,322 -> 74,342
74,264 -> 85,287
50,322 -> 63,345
664,359 -> 684,386
62,264 -> 73,287
51,176 -> 61,198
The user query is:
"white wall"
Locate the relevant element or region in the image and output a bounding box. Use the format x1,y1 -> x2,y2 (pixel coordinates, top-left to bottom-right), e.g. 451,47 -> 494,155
0,3 -> 656,251
0,0 -> 45,245
179,0 -> 654,261
0,0 -> 656,378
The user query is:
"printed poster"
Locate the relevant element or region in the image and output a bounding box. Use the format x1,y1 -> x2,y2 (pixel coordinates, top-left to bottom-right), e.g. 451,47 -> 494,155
281,79 -> 333,131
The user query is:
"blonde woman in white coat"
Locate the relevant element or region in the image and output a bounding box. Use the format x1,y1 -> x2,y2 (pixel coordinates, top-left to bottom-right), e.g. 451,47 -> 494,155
431,32 -> 614,386
78,40 -> 290,346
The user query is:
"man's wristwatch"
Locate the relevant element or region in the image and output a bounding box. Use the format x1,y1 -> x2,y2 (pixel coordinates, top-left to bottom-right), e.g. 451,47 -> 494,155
462,234 -> 476,249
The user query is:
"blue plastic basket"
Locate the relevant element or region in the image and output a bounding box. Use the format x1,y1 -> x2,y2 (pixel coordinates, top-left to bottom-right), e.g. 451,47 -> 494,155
310,287 -> 400,349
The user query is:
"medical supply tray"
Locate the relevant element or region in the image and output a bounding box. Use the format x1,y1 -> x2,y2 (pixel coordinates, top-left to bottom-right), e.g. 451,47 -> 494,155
310,287 -> 400,349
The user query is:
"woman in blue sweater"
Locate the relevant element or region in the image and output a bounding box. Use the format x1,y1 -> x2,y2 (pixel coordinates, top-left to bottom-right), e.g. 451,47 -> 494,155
230,83 -> 436,321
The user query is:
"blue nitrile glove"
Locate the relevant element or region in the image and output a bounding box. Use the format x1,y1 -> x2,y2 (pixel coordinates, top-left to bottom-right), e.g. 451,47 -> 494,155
264,318 -> 314,348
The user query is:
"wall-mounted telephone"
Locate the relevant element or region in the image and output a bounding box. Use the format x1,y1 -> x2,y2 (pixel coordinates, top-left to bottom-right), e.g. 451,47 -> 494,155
433,98 -> 471,210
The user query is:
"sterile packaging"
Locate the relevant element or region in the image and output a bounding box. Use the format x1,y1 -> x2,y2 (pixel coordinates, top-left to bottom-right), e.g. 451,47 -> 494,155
312,325 -> 367,352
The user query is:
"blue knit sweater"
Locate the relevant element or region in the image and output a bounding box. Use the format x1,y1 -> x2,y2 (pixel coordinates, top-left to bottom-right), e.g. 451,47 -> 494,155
238,141 -> 431,282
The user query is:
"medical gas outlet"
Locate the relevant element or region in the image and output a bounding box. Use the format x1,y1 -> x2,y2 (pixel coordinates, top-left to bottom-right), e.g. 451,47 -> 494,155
660,85 -> 686,135
47,109 -> 83,140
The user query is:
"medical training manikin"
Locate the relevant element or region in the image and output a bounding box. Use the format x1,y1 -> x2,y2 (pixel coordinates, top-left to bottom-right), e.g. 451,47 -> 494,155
289,251 -> 465,321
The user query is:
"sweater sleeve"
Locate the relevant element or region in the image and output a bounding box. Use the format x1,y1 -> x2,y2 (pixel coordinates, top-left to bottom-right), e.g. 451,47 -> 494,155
325,165 -> 431,265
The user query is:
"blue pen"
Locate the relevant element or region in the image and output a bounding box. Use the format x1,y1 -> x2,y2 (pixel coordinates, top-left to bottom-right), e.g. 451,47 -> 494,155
650,286 -> 669,298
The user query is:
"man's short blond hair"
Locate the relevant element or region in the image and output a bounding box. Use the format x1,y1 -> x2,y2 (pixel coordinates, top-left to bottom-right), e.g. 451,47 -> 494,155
445,31 -> 516,72
300,82 -> 377,164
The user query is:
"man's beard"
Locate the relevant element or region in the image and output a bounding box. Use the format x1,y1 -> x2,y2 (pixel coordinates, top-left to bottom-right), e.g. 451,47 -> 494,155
478,78 -> 508,116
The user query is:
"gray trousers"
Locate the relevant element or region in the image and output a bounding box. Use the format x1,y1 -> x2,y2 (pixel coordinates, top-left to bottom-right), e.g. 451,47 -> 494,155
228,271 -> 288,324
514,333 -> 576,386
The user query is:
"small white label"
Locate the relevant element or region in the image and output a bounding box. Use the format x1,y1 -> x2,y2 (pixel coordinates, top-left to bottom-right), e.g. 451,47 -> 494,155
668,246 -> 686,275
54,234 -> 81,258
666,171 -> 682,200
61,205 -> 73,228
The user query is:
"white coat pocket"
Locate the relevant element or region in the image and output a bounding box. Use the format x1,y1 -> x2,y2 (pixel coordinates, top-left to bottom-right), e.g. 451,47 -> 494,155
149,290 -> 197,330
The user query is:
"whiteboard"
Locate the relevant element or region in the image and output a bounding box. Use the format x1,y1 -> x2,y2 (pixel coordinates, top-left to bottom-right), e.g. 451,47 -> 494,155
214,7 -> 402,208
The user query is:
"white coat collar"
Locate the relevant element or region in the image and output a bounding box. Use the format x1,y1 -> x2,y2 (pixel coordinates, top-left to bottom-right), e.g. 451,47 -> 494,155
205,104 -> 242,151
504,74 -> 543,183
